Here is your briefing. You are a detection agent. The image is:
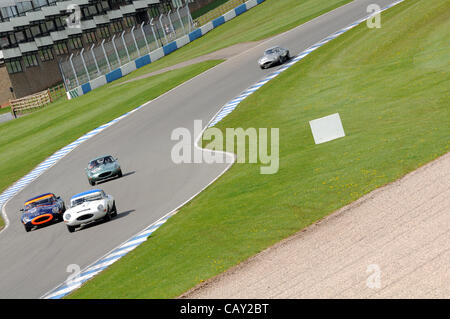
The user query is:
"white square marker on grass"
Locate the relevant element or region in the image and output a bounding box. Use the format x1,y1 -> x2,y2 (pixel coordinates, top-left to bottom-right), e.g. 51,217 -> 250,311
309,113 -> 345,144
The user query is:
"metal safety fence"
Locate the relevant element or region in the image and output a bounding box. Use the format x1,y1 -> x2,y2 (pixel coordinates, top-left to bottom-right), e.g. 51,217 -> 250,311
59,4 -> 193,91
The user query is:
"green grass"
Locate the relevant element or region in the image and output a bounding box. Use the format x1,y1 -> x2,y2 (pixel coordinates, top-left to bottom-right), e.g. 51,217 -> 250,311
191,0 -> 231,20
0,60 -> 222,206
68,0 -> 449,298
115,0 -> 351,83
0,107 -> 11,115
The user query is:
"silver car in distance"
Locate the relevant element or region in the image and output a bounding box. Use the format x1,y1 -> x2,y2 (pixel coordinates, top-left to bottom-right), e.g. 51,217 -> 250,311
258,46 -> 291,69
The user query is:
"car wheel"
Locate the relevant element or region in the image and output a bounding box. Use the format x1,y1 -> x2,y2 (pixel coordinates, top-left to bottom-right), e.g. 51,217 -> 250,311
103,210 -> 112,222
57,206 -> 65,222
111,202 -> 117,217
117,169 -> 123,178
67,225 -> 76,233
24,224 -> 31,232
89,179 -> 95,186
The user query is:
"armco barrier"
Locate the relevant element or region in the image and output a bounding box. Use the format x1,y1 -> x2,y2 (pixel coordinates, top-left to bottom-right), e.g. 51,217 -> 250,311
66,0 -> 266,100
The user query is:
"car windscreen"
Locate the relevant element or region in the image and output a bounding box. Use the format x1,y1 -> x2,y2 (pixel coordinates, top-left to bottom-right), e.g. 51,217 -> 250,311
88,160 -> 99,169
25,197 -> 54,209
265,48 -> 278,55
71,193 -> 103,207
88,156 -> 114,169
103,156 -> 114,164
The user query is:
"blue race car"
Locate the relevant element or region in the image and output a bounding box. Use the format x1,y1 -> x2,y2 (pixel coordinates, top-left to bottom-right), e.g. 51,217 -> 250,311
20,193 -> 66,232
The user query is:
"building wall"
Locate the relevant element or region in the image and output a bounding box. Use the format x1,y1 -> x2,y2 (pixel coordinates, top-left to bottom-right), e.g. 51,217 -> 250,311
0,65 -> 14,105
8,59 -> 62,98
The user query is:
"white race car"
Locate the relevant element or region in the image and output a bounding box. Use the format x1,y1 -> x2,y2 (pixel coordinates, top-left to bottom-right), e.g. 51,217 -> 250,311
63,189 -> 117,233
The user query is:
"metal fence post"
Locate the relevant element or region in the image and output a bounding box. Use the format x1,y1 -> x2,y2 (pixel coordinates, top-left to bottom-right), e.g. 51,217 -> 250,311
90,44 -> 100,75
177,6 -> 186,35
101,39 -> 112,72
111,35 -> 121,66
159,14 -> 168,44
150,18 -> 160,48
80,48 -> 90,82
131,26 -> 140,56
121,31 -> 131,62
57,58 -> 69,92
69,53 -> 80,87
140,22 -> 150,53
167,10 -> 175,40
186,4 -> 193,32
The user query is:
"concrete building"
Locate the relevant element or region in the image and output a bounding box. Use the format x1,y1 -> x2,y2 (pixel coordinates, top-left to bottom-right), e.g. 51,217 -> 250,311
0,0 -> 190,104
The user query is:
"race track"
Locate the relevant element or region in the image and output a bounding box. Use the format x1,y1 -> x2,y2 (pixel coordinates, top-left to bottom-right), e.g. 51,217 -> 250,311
0,0 -> 398,298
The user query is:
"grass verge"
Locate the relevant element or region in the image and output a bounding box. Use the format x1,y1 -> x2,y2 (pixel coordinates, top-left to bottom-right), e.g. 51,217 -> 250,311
69,0 -> 449,298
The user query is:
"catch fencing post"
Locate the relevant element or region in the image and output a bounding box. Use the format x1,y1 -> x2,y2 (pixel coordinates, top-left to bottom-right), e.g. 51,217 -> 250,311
121,31 -> 131,62
80,48 -> 90,82
101,39 -> 112,72
186,4 -> 193,32
140,22 -> 150,53
69,53 -> 80,87
57,58 -> 69,92
176,6 -> 185,35
167,10 -> 175,40
131,26 -> 140,56
150,18 -> 160,48
111,35 -> 121,66
90,44 -> 100,75
159,14 -> 168,44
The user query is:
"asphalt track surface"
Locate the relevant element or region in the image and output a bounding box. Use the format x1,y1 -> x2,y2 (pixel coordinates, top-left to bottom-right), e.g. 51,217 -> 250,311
0,113 -> 13,124
0,0 -> 398,298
